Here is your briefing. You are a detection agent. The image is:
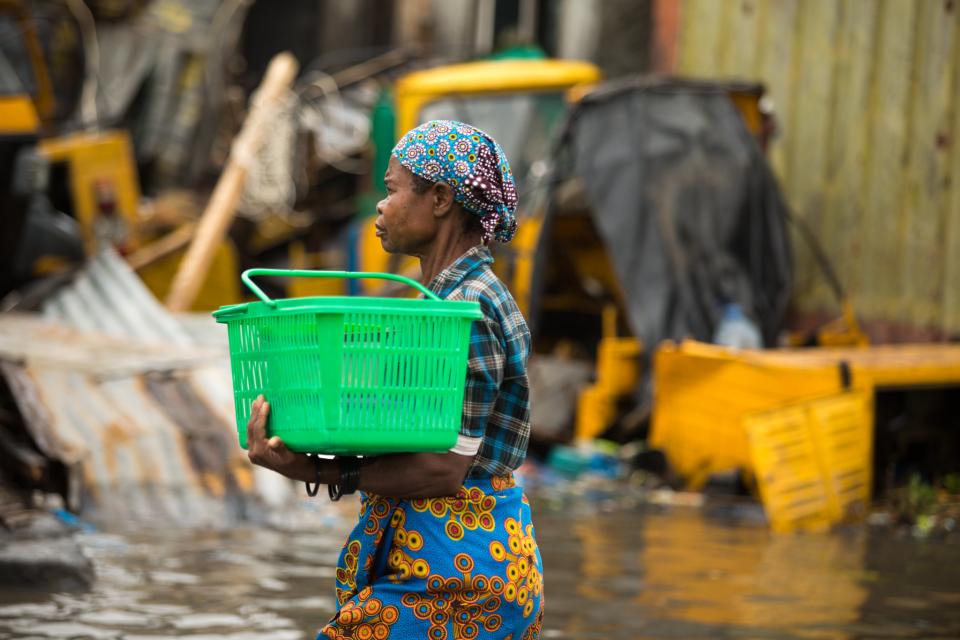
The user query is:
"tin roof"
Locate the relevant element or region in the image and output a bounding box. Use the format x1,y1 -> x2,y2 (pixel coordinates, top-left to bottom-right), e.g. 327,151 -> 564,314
1,249 -> 255,525
41,249 -> 193,346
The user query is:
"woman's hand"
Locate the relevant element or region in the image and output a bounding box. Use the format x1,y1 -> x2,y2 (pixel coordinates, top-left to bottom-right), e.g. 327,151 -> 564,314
246,395 -> 315,482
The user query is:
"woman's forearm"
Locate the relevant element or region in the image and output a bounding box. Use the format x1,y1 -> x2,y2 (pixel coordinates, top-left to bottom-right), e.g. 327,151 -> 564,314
357,452 -> 474,498
247,398 -> 473,498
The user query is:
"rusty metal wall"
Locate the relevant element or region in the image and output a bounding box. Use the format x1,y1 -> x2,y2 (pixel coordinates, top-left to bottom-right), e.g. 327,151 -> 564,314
676,0 -> 960,337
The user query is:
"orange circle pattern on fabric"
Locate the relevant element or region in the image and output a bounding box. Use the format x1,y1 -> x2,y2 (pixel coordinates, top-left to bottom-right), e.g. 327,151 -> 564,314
322,476 -> 542,639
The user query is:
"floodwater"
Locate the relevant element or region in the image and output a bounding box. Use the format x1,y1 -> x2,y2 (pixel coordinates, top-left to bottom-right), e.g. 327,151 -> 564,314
1,496 -> 959,640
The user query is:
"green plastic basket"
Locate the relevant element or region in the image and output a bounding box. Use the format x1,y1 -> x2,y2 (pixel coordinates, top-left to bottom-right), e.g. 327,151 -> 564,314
212,269 -> 482,455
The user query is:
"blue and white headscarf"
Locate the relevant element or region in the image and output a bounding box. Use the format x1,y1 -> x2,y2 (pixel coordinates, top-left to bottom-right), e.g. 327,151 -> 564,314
391,120 -> 519,244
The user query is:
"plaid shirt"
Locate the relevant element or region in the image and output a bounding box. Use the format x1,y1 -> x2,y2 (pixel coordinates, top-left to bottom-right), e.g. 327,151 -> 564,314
427,245 -> 531,477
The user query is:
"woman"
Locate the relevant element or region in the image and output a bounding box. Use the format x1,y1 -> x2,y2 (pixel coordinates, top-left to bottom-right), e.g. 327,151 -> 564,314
245,120 -> 543,639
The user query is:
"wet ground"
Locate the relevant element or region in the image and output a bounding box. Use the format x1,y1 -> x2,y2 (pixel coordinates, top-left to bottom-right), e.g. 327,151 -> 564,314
1,495 -> 959,640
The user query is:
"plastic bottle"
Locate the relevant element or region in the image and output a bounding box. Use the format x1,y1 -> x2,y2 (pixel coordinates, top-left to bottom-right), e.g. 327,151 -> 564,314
713,303 -> 763,349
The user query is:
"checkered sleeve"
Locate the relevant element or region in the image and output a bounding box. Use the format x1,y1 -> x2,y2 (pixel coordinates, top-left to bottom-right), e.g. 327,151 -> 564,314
429,246 -> 531,475
460,308 -> 505,440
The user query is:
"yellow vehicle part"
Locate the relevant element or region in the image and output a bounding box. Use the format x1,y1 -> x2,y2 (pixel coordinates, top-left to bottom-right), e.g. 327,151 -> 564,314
650,341 -> 861,489
574,338 -> 643,441
743,342 -> 960,388
787,300 -> 870,348
535,208 -> 641,441
602,307 -> 641,378
652,339 -> 960,528
246,211 -> 315,255
489,214 -> 543,319
137,241 -> 241,312
394,59 -> 602,135
0,96 -> 40,135
575,386 -> 618,444
575,306 -> 642,441
287,241 -> 347,298
528,207 -> 627,329
32,254 -> 74,275
37,130 -> 142,253
727,88 -> 764,139
548,212 -> 622,291
0,0 -> 55,126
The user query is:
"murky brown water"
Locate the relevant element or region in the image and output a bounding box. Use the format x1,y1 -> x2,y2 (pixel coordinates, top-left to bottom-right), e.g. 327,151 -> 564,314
2,496 -> 959,640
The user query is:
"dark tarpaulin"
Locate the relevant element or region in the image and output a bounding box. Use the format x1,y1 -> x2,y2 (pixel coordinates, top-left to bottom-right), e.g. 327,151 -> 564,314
552,77 -> 792,349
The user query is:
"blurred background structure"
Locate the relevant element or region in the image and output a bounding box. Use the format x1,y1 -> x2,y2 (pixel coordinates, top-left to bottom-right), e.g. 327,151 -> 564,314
667,0 -> 960,344
1,2 -> 959,636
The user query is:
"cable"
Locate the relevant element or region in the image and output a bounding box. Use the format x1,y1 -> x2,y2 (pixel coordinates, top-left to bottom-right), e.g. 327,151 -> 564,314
203,0 -> 252,110
64,0 -> 100,129
779,202 -> 847,304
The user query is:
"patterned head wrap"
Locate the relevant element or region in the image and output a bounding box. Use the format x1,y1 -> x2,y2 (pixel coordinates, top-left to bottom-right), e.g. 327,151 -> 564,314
391,120 -> 519,244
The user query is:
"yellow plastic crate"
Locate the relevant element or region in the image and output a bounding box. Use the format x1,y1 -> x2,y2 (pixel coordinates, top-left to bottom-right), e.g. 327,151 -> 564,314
808,392 -> 874,523
746,389 -> 873,533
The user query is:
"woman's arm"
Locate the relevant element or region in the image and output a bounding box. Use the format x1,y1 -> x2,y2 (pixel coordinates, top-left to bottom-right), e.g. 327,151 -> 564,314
245,396 -> 473,498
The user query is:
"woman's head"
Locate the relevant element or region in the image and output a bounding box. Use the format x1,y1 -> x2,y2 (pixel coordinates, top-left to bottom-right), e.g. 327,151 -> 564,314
385,120 -> 518,245
374,156 -> 465,255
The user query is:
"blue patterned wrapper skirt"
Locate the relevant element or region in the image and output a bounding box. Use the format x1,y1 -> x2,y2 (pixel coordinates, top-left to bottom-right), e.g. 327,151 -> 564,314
319,474 -> 544,639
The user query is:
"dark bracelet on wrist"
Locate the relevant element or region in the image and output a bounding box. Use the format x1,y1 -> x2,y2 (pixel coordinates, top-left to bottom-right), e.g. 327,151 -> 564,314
304,455 -> 322,497
328,456 -> 361,501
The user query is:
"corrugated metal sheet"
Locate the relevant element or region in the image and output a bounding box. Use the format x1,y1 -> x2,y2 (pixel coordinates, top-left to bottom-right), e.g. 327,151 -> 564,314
42,250 -> 193,346
39,250 -> 237,432
0,314 -> 215,377
676,0 -> 960,337
0,249 -> 257,525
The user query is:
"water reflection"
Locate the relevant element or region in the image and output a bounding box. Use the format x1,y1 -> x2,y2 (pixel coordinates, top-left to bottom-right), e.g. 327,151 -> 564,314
535,504 -> 960,639
0,508 -> 355,640
1,498 -> 959,639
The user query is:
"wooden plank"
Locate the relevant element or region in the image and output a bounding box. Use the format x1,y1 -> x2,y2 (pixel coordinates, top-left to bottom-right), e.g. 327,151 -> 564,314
719,0 -> 762,77
165,52 -> 298,312
858,0 -> 919,324
943,7 -> 960,334
715,0 -> 735,75
678,0 -> 725,76
900,0 -> 957,331
754,0 -> 801,181
786,0 -> 843,310
820,0 -> 881,317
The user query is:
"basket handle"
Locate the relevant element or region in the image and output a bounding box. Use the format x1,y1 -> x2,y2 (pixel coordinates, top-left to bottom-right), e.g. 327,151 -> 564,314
241,269 -> 441,306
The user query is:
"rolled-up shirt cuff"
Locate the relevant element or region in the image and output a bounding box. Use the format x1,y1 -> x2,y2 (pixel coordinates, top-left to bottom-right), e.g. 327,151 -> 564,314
450,434 -> 482,456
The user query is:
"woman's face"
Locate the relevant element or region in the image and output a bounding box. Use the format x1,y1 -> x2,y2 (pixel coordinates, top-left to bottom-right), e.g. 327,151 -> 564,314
375,157 -> 437,255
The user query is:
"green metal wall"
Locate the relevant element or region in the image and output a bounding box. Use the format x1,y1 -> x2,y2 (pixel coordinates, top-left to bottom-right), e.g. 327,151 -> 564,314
677,0 -> 960,337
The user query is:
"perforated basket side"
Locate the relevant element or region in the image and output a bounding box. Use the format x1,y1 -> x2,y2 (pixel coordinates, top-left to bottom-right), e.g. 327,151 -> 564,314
336,310 -> 470,453
228,312 -> 344,450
